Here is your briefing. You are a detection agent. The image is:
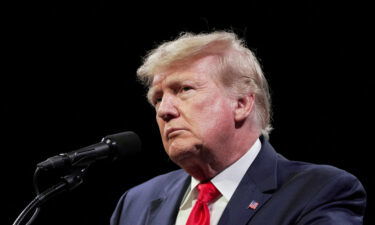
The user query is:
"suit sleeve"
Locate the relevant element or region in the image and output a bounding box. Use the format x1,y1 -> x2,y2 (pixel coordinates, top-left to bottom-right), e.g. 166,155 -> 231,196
296,171 -> 366,225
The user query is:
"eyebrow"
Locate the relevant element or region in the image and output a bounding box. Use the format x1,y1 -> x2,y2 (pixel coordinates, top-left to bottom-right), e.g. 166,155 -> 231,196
147,78 -> 184,105
147,74 -> 205,105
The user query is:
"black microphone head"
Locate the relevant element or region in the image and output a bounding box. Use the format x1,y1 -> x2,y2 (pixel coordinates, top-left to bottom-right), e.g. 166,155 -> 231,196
102,131 -> 141,158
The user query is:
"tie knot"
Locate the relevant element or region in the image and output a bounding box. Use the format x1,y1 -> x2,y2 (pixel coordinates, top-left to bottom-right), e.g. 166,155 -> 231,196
197,182 -> 221,204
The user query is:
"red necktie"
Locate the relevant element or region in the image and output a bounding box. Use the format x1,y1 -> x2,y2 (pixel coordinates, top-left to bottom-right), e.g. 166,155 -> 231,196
186,182 -> 221,225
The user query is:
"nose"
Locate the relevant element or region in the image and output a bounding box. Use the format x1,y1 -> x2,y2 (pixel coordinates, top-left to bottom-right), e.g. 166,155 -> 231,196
157,94 -> 179,122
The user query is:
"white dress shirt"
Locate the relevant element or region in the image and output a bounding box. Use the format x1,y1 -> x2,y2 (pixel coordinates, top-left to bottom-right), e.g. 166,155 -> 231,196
175,138 -> 261,225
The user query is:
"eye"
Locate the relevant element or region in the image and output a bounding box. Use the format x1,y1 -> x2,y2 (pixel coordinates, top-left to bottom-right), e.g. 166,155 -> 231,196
151,94 -> 162,106
154,97 -> 162,105
181,86 -> 193,92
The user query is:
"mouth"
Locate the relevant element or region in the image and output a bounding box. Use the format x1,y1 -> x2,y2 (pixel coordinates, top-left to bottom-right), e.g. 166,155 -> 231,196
165,127 -> 186,139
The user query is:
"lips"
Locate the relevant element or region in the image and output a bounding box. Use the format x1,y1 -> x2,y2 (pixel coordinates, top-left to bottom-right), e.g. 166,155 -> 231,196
165,127 -> 186,139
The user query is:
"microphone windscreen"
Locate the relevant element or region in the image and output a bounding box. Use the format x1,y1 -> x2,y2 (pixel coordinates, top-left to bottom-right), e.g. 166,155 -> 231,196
103,131 -> 141,158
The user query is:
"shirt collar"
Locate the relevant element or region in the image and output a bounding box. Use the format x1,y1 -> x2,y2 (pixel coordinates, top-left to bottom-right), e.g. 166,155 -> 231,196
211,138 -> 261,201
179,138 -> 262,208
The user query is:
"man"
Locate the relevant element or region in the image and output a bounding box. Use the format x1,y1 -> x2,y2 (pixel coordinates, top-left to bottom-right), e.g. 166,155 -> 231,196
111,31 -> 366,225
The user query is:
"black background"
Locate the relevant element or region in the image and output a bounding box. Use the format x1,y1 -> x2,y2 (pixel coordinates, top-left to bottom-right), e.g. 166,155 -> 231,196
4,1 -> 374,224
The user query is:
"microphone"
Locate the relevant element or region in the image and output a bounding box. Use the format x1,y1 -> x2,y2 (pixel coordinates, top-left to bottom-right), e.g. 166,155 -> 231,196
37,131 -> 141,171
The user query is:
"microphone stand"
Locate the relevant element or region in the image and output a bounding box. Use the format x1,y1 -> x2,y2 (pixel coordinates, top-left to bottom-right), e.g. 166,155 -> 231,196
12,167 -> 88,225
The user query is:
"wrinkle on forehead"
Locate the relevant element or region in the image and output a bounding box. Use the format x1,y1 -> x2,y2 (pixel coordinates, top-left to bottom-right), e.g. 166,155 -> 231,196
151,55 -> 220,86
147,55 -> 222,103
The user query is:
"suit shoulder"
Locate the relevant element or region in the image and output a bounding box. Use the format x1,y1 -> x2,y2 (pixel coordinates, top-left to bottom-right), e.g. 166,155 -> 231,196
287,163 -> 367,223
110,169 -> 189,225
278,159 -> 364,191
127,169 -> 188,196
273,159 -> 366,223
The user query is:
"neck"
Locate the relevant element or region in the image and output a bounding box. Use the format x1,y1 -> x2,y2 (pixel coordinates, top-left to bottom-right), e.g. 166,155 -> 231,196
182,131 -> 260,181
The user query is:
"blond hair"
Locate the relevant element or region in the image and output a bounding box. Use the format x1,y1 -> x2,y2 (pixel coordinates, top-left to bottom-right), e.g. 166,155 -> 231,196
137,31 -> 272,138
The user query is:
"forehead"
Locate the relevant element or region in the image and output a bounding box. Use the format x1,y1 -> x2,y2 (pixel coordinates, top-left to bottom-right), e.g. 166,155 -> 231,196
151,55 -> 220,88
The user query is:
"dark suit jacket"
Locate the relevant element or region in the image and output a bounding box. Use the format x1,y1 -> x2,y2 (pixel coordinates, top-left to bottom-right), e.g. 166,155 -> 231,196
110,138 -> 366,225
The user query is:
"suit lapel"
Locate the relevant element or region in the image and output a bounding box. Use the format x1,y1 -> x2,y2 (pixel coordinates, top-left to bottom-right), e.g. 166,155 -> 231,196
146,171 -> 190,225
218,139 -> 279,225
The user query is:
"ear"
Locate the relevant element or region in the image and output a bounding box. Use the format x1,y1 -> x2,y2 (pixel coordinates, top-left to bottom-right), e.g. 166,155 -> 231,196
234,93 -> 255,122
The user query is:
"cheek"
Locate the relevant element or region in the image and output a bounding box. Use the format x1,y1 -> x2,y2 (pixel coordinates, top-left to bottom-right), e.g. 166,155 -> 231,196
191,96 -> 234,137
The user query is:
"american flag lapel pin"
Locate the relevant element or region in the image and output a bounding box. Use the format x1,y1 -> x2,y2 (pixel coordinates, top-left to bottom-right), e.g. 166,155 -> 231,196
248,200 -> 259,210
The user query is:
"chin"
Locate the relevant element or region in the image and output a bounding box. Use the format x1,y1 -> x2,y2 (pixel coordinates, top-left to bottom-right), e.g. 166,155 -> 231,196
166,142 -> 201,164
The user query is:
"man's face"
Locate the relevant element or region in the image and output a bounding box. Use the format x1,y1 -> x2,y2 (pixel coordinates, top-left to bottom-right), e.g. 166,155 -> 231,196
148,56 -> 237,167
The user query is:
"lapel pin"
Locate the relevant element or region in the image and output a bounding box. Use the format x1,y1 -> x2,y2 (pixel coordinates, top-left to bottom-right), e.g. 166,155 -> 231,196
248,200 -> 259,210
